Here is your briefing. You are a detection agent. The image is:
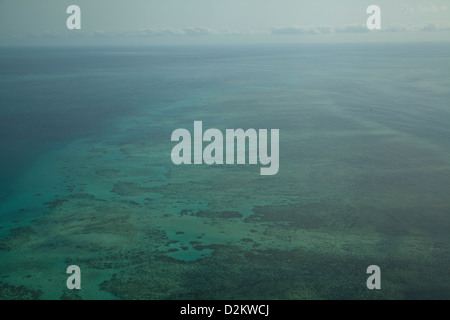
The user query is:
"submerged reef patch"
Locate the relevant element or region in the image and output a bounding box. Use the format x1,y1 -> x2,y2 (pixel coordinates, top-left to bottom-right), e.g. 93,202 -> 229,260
60,288 -> 83,300
96,244 -> 386,299
0,281 -> 42,300
95,169 -> 121,178
111,181 -> 152,197
195,210 -> 243,219
0,227 -> 37,251
245,203 -> 361,231
99,243 -> 450,299
245,204 -> 326,229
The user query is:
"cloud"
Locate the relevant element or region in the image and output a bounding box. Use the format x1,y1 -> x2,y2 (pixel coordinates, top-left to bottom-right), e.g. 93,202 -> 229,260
98,27 -> 217,37
109,27 -> 218,37
270,23 -> 450,36
271,25 -> 332,35
182,27 -> 217,36
420,23 -> 450,32
384,23 -> 416,32
3,22 -> 450,42
383,22 -> 450,33
271,24 -> 390,36
422,23 -> 438,32
7,27 -> 222,40
271,24 -> 371,35
334,24 -> 369,33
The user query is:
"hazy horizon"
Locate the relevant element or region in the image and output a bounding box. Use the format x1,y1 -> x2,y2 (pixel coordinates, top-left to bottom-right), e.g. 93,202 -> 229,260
1,0 -> 450,45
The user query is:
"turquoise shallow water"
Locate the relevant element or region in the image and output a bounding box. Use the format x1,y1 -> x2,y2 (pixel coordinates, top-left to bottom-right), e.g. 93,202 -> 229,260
0,43 -> 450,299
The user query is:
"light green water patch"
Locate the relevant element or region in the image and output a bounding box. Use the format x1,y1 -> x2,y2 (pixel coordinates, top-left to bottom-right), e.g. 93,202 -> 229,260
0,239 -> 119,300
0,147 -> 75,235
156,214 -> 242,261
45,139 -> 171,205
0,194 -> 140,299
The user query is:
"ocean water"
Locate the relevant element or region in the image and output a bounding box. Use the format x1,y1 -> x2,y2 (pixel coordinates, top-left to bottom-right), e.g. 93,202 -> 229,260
0,43 -> 449,299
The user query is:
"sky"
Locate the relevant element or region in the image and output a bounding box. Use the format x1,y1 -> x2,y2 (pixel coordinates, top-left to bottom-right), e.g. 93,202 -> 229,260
0,0 -> 449,45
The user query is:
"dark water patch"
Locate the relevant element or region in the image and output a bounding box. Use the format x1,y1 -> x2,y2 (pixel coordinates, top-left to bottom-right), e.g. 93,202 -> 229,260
368,206 -> 450,237
111,182 -> 152,197
195,210 -> 243,219
249,201 -> 450,236
8,226 -> 36,236
69,193 -> 97,200
0,281 -> 43,300
96,169 -> 121,178
245,204 -> 326,229
78,211 -> 136,235
43,199 -> 68,210
97,243 -> 450,299
180,209 -> 193,216
0,226 -> 38,250
119,199 -> 141,207
60,289 -> 83,300
403,286 -> 450,300
90,148 -> 109,154
246,202 -> 365,232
